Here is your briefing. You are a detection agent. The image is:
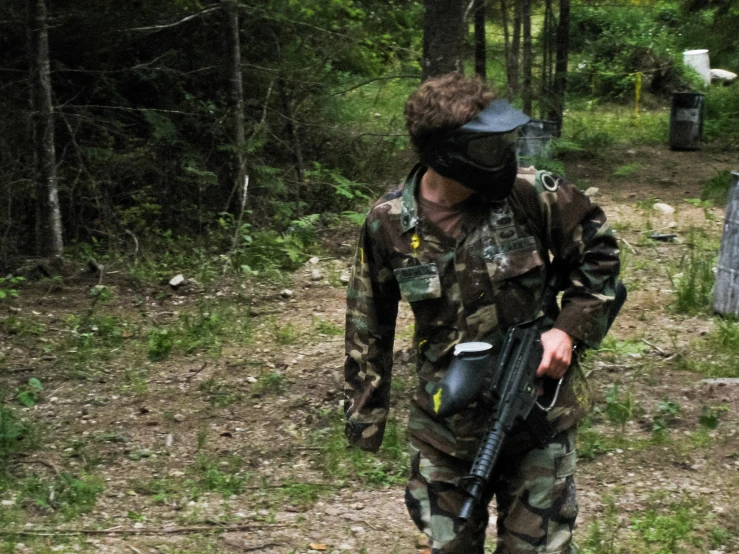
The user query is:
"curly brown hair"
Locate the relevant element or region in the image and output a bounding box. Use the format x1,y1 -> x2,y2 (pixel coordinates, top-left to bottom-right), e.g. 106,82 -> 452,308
404,72 -> 496,152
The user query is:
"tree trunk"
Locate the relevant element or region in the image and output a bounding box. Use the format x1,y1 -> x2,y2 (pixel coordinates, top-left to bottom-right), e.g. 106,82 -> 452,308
27,0 -> 63,259
521,0 -> 532,115
474,0 -> 486,79
510,0 -> 521,93
222,0 -> 247,208
280,81 -> 304,185
540,0 -> 549,118
549,0 -> 571,134
500,0 -> 512,88
422,0 -> 466,80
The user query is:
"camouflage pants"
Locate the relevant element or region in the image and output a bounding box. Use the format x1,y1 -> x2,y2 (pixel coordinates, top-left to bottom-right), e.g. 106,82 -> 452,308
404,428 -> 578,554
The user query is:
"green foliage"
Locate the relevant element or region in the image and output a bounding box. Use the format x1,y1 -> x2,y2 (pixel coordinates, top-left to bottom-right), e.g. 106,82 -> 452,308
700,170 -> 736,205
581,492 -> 735,554
234,226 -> 319,279
255,371 -> 286,395
0,277 -> 24,300
562,103 -> 668,154
568,3 -> 686,100
186,454 -> 249,500
89,285 -> 115,305
274,321 -> 298,345
312,409 -> 408,486
613,163 -> 639,178
147,329 -> 174,361
0,406 -> 38,461
595,336 -> 648,363
603,383 -> 640,429
699,405 -> 728,429
703,86 -> 739,147
16,378 -> 43,408
579,496 -> 622,553
652,400 -> 680,435
630,501 -> 695,553
18,473 -> 104,520
678,318 -> 739,378
669,246 -> 715,315
275,483 -> 323,508
198,377 -> 244,407
684,198 -> 716,221
65,313 -> 129,353
519,153 -> 566,175
147,302 -> 248,361
342,210 -> 368,227
715,317 -> 739,350
313,317 -> 343,336
0,316 -> 46,337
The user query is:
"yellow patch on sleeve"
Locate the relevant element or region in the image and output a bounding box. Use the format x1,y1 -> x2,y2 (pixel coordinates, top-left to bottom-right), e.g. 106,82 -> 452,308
433,387 -> 443,414
411,233 -> 421,251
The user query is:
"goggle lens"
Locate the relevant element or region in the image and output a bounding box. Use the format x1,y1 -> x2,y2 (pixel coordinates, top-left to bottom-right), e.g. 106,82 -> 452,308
465,132 -> 517,167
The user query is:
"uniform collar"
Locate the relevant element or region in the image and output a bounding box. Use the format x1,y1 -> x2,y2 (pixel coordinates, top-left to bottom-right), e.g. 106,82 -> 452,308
400,163 -> 424,234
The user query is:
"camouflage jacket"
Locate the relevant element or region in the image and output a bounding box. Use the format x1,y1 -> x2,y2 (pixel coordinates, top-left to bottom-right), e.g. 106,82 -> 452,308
344,164 -> 620,459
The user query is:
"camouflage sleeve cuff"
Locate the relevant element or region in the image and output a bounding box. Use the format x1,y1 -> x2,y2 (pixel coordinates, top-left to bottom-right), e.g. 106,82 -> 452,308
344,419 -> 386,452
553,306 -> 606,349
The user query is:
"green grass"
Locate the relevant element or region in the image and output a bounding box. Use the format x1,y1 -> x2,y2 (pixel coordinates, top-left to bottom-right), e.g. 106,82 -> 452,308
186,454 -> 250,500
17,473 -> 104,521
198,376 -> 244,407
312,409 -> 409,486
577,423 -> 650,460
603,383 -> 642,430
613,163 -> 639,178
147,302 -> 252,362
579,493 -> 737,553
675,317 -> 739,378
274,321 -> 299,345
0,405 -> 39,462
255,371 -> 286,395
274,482 -> 325,508
0,316 -> 47,337
563,104 -> 669,155
313,317 -> 343,336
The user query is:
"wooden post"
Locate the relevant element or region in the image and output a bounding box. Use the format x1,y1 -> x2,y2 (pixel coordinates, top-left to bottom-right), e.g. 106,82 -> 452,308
714,171 -> 739,316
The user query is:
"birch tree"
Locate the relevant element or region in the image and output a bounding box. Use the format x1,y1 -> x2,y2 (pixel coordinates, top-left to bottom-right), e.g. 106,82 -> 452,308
27,0 -> 63,258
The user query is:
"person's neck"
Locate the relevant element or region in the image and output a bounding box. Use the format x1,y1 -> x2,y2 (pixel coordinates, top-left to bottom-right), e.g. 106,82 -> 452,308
419,167 -> 473,207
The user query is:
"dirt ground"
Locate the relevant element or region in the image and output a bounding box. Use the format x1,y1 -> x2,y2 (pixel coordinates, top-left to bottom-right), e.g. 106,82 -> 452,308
1,144 -> 738,554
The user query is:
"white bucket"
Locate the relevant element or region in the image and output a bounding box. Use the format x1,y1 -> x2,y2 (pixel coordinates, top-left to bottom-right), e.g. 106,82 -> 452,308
683,49 -> 711,85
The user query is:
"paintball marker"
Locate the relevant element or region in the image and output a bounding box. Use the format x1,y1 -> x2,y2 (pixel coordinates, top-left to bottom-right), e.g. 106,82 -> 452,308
429,276 -> 627,524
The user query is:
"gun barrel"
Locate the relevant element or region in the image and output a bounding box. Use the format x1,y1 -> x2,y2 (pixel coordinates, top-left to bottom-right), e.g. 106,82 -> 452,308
458,421 -> 506,523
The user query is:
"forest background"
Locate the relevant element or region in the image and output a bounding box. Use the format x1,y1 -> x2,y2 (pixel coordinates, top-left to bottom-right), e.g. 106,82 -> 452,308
1,1 -> 739,553
1,0 -> 738,273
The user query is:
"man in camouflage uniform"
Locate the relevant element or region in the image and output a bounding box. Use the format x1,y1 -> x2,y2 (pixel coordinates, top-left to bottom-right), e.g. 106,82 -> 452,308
343,73 -> 620,553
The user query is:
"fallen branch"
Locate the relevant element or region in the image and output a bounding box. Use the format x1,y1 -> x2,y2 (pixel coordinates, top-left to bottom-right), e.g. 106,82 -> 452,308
618,237 -> 637,254
11,458 -> 61,477
185,362 -> 208,382
0,523 -> 283,537
641,339 -> 672,357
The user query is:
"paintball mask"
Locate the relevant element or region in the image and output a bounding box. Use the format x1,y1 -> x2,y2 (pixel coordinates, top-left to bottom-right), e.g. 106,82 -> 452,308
420,100 -> 531,202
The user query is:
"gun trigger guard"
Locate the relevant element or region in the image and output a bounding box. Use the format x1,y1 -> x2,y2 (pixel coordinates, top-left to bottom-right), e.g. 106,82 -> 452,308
535,377 -> 563,412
